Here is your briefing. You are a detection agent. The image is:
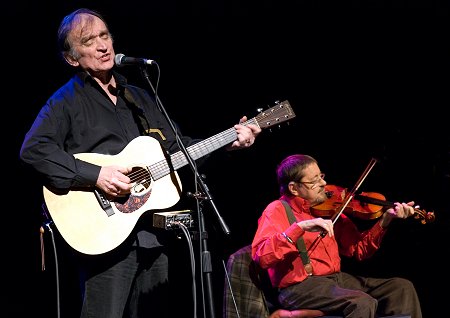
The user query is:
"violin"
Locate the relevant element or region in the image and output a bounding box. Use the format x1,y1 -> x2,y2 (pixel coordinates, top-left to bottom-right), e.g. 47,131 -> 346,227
310,184 -> 436,224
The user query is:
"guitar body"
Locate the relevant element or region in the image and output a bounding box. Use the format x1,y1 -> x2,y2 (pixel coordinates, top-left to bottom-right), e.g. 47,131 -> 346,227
43,136 -> 182,255
42,101 -> 296,255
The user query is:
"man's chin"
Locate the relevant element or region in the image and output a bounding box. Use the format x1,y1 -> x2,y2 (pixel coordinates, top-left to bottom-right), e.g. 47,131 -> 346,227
313,193 -> 328,206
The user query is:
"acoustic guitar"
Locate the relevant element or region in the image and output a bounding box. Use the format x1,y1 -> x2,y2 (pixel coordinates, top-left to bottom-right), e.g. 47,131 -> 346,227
43,100 -> 295,255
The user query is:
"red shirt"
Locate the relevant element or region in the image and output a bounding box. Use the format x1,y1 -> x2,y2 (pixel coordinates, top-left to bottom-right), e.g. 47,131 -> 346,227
251,195 -> 387,288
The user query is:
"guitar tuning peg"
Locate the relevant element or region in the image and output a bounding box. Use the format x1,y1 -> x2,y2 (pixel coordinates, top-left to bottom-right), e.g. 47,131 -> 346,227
256,108 -> 263,113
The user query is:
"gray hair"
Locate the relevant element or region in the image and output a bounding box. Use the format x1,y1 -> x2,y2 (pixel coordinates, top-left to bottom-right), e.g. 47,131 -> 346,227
57,8 -> 111,61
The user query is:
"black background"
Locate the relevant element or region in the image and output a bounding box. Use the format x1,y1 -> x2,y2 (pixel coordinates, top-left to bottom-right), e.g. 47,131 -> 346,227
6,1 -> 449,317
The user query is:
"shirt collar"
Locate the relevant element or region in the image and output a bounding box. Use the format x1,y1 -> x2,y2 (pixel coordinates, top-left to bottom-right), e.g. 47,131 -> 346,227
75,70 -> 128,87
280,195 -> 312,214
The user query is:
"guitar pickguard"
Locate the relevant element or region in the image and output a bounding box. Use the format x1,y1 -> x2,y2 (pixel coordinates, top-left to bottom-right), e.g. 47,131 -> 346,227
114,191 -> 152,214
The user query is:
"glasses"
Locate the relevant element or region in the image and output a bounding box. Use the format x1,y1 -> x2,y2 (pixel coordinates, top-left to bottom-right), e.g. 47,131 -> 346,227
297,173 -> 326,190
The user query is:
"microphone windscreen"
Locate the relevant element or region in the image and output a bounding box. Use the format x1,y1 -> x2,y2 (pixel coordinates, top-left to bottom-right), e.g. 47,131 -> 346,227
114,53 -> 125,66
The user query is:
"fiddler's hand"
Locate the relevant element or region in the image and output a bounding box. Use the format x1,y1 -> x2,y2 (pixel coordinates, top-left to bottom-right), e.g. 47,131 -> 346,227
379,201 -> 416,228
297,218 -> 334,237
226,116 -> 262,150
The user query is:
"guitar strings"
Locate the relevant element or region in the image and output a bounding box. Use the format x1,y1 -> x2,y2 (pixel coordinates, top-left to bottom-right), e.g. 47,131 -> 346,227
124,125 -> 247,184
122,107 -> 293,186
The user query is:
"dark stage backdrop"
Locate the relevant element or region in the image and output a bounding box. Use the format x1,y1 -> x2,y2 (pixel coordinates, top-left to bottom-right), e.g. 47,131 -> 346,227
7,1 -> 449,317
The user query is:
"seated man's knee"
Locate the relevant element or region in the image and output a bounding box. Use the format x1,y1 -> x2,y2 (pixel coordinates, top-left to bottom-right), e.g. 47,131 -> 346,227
390,277 -> 418,297
392,277 -> 414,289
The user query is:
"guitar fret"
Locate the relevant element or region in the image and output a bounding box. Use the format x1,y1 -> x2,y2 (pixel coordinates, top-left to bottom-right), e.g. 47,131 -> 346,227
149,128 -> 238,180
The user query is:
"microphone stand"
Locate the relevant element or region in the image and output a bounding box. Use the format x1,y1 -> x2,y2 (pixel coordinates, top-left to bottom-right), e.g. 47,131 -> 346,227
138,64 -> 228,318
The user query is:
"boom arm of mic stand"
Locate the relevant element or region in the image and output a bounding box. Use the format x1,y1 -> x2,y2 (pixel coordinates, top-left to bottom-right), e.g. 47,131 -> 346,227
138,65 -> 230,235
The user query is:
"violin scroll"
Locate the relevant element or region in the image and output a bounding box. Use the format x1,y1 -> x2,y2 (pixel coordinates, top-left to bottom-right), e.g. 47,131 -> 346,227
413,208 -> 435,224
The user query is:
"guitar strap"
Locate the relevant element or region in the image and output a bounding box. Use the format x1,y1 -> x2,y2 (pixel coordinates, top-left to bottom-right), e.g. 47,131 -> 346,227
280,200 -> 313,275
123,87 -> 169,142
123,87 -> 152,137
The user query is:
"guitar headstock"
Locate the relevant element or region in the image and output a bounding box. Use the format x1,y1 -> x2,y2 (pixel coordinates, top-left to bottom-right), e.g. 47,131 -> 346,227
254,100 -> 296,129
414,208 -> 436,224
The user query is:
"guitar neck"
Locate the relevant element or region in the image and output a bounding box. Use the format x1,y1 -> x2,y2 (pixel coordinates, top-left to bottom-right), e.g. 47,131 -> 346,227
147,100 -> 295,181
149,118 -> 256,180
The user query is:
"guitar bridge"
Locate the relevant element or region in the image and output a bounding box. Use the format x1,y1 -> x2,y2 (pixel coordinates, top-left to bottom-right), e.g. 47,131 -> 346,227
94,189 -> 115,216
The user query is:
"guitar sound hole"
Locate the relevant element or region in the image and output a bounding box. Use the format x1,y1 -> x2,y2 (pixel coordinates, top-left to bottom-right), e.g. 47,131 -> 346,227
130,167 -> 152,195
114,166 -> 153,214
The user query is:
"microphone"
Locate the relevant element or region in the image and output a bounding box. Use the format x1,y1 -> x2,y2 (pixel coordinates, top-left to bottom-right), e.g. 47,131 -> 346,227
114,53 -> 155,67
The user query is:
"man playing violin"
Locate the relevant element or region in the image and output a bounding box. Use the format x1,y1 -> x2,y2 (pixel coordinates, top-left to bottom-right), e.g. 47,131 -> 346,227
251,154 -> 422,317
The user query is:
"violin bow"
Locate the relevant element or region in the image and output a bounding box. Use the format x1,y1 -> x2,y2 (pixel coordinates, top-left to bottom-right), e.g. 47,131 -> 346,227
308,158 -> 379,253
